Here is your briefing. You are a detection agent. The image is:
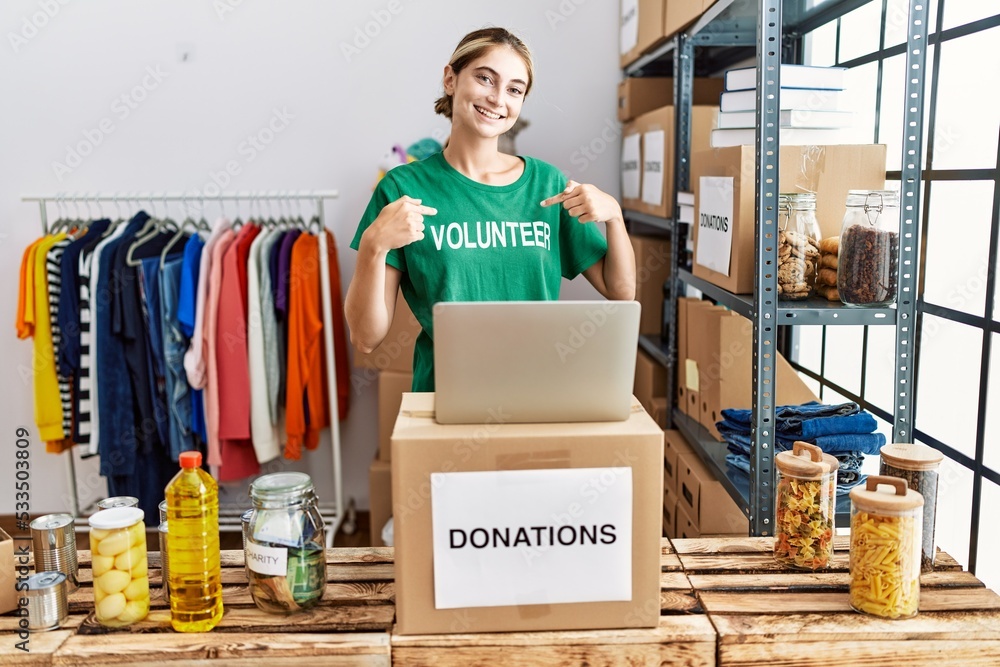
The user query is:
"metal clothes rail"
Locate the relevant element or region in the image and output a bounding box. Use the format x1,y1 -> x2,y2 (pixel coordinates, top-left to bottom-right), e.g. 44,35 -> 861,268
21,190 -> 349,546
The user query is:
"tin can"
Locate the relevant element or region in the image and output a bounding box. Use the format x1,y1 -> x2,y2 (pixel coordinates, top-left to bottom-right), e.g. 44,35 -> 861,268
159,500 -> 168,524
158,521 -> 170,603
97,496 -> 139,510
30,513 -> 78,593
26,571 -> 69,632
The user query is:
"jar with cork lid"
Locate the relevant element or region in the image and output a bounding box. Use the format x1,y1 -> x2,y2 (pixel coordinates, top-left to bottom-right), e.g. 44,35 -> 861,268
774,441 -> 839,570
880,443 -> 944,571
849,476 -> 923,619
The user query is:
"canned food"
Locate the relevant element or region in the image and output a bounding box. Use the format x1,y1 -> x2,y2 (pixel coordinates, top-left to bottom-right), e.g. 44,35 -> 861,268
30,513 -> 78,593
97,496 -> 139,510
158,521 -> 170,603
159,500 -> 168,524
27,571 -> 69,632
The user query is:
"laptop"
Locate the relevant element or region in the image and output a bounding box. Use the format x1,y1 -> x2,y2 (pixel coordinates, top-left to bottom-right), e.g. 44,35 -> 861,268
432,300 -> 641,424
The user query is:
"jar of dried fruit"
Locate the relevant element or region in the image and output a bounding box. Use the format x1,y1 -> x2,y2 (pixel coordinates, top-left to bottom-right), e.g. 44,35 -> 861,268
777,193 -> 822,300
838,190 -> 900,306
849,476 -> 923,619
774,441 -> 839,570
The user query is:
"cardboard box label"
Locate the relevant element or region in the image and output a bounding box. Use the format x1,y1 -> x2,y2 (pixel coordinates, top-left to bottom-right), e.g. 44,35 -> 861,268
641,130 -> 666,206
622,134 -> 641,199
430,467 -> 633,610
620,0 -> 639,54
685,359 -> 699,391
695,176 -> 735,274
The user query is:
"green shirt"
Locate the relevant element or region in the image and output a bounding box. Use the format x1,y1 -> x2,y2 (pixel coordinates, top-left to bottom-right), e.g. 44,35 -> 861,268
350,151 -> 608,392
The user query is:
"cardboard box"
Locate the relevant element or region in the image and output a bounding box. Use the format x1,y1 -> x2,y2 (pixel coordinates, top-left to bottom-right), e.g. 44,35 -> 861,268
688,308 -> 819,439
663,484 -> 679,538
684,301 -> 725,423
631,234 -> 672,336
353,291 -> 421,373
634,347 -> 667,416
617,77 -> 727,122
633,105 -> 718,219
620,0 -> 666,68
676,501 -> 700,538
0,528 -> 18,614
391,393 -> 663,635
676,442 -> 748,535
650,397 -> 668,429
665,0 -> 708,39
621,120 -> 642,211
692,144 -> 888,294
664,428 -> 692,494
377,370 -> 413,461
369,459 -> 393,546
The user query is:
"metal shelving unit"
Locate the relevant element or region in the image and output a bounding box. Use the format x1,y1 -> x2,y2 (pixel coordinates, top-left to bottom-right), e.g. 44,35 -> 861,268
624,0 -> 929,536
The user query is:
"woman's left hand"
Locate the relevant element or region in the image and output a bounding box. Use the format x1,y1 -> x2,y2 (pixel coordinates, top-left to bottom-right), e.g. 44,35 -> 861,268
540,180 -> 624,226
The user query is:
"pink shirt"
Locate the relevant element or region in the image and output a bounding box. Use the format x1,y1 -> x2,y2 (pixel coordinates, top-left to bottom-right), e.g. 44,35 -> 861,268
204,229 -> 236,468
184,218 -> 231,389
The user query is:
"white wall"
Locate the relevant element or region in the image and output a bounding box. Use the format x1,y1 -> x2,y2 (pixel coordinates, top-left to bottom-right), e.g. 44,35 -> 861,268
0,0 -> 622,517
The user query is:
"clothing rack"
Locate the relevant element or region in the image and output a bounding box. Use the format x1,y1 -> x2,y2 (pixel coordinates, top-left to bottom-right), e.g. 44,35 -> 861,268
21,190 -> 351,546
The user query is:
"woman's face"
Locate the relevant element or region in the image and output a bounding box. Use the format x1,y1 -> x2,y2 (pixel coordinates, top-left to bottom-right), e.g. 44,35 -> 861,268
445,46 -> 529,139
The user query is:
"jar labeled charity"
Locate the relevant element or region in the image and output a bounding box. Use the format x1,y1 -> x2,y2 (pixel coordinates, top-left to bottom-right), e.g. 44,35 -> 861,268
774,441 -> 839,569
777,193 -> 822,300
849,476 -> 923,619
838,190 -> 900,306
880,443 -> 944,572
245,472 -> 326,613
88,507 -> 150,627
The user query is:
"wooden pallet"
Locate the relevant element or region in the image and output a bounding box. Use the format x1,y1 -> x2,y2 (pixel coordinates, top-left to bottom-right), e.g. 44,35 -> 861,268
676,536 -> 1000,667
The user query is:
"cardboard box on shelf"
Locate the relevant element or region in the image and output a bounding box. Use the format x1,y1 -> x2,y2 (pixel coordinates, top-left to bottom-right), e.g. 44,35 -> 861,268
632,105 -> 718,219
676,501 -> 700,538
369,459 -> 392,547
688,307 -> 820,439
377,370 -> 413,462
0,528 -> 18,614
683,300 -> 724,423
391,393 -> 663,635
631,233 -> 672,336
634,347 -> 667,416
664,428 -> 692,495
665,0 -> 709,39
621,120 -> 642,211
353,291 -> 421,373
620,0 -> 667,68
676,440 -> 748,536
617,77 -> 726,122
650,397 -> 668,429
663,484 -> 679,538
691,144 -> 887,294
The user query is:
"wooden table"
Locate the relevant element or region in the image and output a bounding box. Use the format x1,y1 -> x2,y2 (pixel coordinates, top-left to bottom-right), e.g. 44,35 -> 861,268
3,538 -> 998,666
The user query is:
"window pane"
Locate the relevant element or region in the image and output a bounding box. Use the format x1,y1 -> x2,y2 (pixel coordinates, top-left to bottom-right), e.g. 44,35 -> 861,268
805,19 -> 838,67
984,333 -> 1000,472
932,456 -> 973,570
794,325 -> 824,375
915,315 -> 982,458
823,325 -> 864,397
884,0 -> 941,50
879,49 -> 935,172
977,481 -> 1000,591
842,61 -> 879,144
932,26 -> 1000,170
864,324 -> 896,411
921,181 -> 994,316
944,0 -> 1000,30
839,1 -> 884,63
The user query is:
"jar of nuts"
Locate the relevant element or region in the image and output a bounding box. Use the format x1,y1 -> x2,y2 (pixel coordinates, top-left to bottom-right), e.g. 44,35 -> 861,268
777,193 -> 821,300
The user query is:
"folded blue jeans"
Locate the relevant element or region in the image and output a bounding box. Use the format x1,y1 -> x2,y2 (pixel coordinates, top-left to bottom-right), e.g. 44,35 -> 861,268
724,453 -> 867,495
718,427 -> 886,455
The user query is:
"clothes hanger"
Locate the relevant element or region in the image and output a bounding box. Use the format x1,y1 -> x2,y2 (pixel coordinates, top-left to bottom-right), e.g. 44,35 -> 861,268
160,198 -> 197,269
127,193 -> 176,267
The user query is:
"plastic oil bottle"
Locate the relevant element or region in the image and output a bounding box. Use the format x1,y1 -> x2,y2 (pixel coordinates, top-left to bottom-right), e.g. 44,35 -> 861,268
165,451 -> 224,631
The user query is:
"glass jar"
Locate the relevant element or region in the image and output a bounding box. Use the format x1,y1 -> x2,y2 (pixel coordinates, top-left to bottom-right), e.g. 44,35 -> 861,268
849,476 -> 923,619
880,443 -> 943,572
88,507 -> 150,627
838,190 -> 900,306
777,193 -> 822,300
245,472 -> 326,613
774,442 -> 839,570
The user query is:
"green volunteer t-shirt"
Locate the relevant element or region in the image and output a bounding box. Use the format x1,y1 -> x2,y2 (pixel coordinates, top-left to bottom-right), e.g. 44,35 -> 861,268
350,151 -> 608,392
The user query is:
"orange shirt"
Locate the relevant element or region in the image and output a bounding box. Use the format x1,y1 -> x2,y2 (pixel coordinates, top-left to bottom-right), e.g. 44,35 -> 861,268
284,230 -> 350,460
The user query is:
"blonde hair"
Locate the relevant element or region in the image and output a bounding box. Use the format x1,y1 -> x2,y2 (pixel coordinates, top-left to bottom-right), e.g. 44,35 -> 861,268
434,28 -> 534,119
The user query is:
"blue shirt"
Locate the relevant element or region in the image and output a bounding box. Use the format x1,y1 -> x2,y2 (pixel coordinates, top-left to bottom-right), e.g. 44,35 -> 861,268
177,234 -> 204,338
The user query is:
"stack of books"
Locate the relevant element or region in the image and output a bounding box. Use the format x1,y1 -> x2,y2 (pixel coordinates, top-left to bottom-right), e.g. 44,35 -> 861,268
711,64 -> 854,148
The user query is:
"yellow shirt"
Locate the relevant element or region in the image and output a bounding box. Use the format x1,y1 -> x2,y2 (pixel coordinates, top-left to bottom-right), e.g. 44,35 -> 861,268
31,233 -> 67,442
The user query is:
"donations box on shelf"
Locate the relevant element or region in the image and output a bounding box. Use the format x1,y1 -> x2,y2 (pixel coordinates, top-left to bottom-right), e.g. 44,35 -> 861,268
391,392 -> 663,635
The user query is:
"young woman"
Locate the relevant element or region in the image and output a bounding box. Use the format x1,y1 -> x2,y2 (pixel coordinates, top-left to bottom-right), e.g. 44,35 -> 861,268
345,27 -> 636,392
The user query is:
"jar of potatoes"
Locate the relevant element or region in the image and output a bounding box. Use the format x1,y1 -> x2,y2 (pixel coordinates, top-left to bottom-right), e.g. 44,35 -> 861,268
88,507 -> 150,627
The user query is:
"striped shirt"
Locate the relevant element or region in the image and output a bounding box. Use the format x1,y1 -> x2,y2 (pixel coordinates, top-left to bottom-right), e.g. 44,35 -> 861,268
46,240 -> 74,439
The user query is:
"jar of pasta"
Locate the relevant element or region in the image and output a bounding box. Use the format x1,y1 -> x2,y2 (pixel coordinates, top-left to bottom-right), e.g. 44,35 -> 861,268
849,476 -> 923,619
774,441 -> 839,570
88,507 -> 150,627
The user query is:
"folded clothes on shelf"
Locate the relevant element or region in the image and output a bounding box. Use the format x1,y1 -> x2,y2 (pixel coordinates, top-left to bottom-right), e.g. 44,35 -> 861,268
720,401 -> 877,438
717,428 -> 886,455
725,440 -> 865,471
724,453 -> 867,495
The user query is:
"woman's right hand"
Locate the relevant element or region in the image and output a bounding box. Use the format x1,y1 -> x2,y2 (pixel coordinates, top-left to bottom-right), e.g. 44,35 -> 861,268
364,195 -> 437,253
